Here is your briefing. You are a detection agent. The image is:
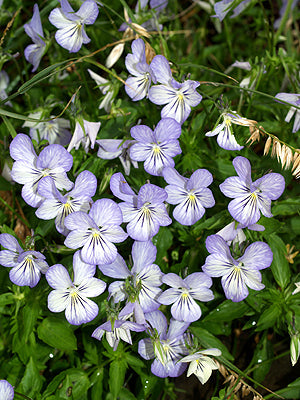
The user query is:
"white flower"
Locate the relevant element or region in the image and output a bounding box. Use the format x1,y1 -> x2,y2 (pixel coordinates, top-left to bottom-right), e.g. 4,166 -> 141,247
180,348 -> 221,384
88,69 -> 115,112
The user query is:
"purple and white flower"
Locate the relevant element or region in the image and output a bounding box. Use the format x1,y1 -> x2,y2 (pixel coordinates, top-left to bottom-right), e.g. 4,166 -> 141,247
205,111 -> 254,151
46,251 -> 106,325
67,119 -> 101,153
99,241 -> 163,313
158,272 -> 214,322
138,311 -> 189,378
49,0 -> 99,53
275,93 -> 300,133
130,119 -> 181,176
10,134 -> 73,207
88,69 -> 115,112
149,55 -> 202,124
213,0 -> 251,21
36,170 -> 97,235
92,317 -> 146,350
110,172 -> 172,241
0,70 -> 12,106
64,198 -> 128,265
0,380 -> 14,400
23,112 -> 71,145
163,167 -> 215,225
219,156 -> 285,226
217,221 -> 265,246
0,233 -> 48,288
179,348 -> 221,384
125,38 -> 156,101
24,4 -> 46,72
202,234 -> 273,302
96,139 -> 138,176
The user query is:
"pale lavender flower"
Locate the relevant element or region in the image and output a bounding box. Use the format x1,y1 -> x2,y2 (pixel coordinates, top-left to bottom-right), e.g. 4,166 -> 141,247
99,241 -> 163,313
0,70 -> 12,106
274,0 -> 299,29
0,380 -> 14,400
162,167 -> 215,225
0,233 -> 48,288
138,311 -> 189,378
67,119 -> 101,153
179,348 -> 221,384
110,172 -> 172,241
125,38 -> 156,101
36,170 -> 97,235
10,134 -> 73,207
23,112 -> 71,145
202,234 -> 273,302
292,282 -> 300,295
64,198 -> 128,265
49,0 -> 99,53
46,251 -> 106,325
158,272 -> 213,322
130,119 -> 181,176
217,221 -> 265,246
97,139 -> 138,176
88,69 -> 115,112
149,55 -> 202,124
205,111 -> 253,150
24,4 -> 46,72
219,156 -> 285,226
92,317 -> 146,350
213,0 -> 251,21
275,93 -> 300,133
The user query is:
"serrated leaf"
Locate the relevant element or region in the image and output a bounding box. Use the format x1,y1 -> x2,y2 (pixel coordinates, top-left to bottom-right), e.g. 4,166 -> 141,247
37,317 -> 77,351
17,357 -> 44,398
256,304 -> 281,331
252,333 -> 273,382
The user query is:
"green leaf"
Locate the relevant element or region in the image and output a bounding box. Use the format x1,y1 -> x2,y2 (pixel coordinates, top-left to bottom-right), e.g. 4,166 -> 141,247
119,387 -> 137,400
0,293 -> 15,308
272,199 -> 300,216
272,377 -> 300,399
37,317 -> 77,351
1,115 -> 17,138
90,369 -> 104,400
17,357 -> 44,398
268,234 -> 291,289
202,300 -> 249,322
256,304 -> 281,331
252,333 -> 273,382
191,326 -> 234,361
109,360 -> 127,400
153,226 -> 173,265
0,175 -> 12,190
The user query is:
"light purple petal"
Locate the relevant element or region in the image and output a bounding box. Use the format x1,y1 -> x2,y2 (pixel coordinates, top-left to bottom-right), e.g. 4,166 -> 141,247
110,172 -> 136,202
253,173 -> 285,200
187,169 -> 213,190
232,156 -> 252,183
77,0 -> 99,24
81,234 -> 118,265
65,295 -> 98,325
46,264 -> 73,289
98,253 -> 130,279
238,242 -> 273,270
89,199 -> 123,227
10,133 -> 36,163
150,55 -> 172,84
131,240 -> 157,273
0,233 -> 22,253
0,380 -> 14,400
162,167 -> 186,187
155,118 -> 181,141
72,250 -> 96,283
138,338 -> 155,360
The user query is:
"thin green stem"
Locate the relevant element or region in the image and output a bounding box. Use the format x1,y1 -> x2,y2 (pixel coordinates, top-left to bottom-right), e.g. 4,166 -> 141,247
274,0 -> 294,45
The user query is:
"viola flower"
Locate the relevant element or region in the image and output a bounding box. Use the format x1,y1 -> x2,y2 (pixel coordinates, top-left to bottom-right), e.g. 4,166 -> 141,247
36,170 -> 97,235
23,112 -> 71,145
162,167 -> 215,225
88,69 -> 115,112
130,119 -> 182,176
125,38 -> 156,101
275,93 -> 300,133
138,311 -> 189,378
179,348 -> 221,384
149,55 -> 202,124
46,251 -> 106,325
158,272 -> 214,322
24,4 -> 46,72
67,119 -> 101,153
0,380 -> 14,400
202,234 -> 273,302
110,172 -> 172,241
205,111 -> 255,151
213,0 -> 251,21
0,70 -> 12,106
10,134 -> 73,207
217,221 -> 265,246
219,156 -> 285,226
49,0 -> 99,53
96,139 -> 138,176
64,198 -> 128,265
99,240 -> 163,313
0,233 -> 49,288
92,317 -> 146,350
